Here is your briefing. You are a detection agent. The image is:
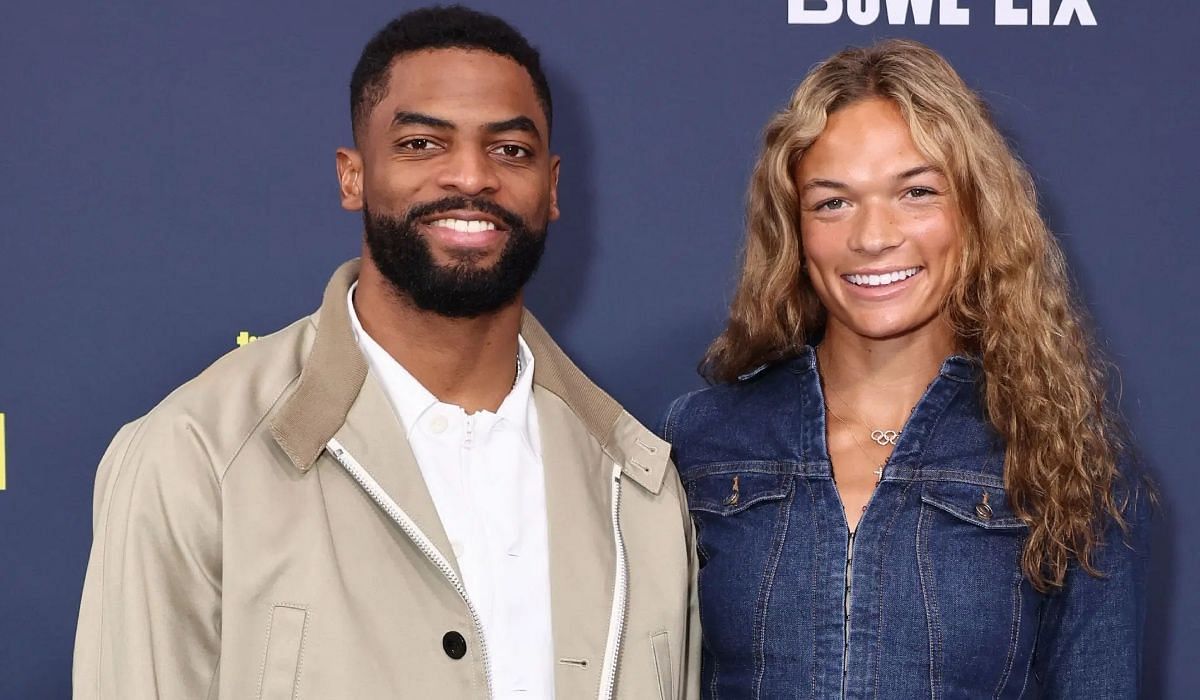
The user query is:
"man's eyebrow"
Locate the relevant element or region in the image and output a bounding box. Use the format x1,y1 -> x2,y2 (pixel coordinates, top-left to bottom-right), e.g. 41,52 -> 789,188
484,115 -> 541,139
391,111 -> 454,130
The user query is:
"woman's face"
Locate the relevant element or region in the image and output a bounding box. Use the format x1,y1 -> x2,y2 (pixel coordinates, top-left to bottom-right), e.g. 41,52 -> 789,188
795,97 -> 962,345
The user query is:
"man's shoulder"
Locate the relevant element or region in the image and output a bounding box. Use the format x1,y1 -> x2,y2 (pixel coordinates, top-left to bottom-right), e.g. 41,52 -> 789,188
113,314 -> 317,481
520,312 -> 679,499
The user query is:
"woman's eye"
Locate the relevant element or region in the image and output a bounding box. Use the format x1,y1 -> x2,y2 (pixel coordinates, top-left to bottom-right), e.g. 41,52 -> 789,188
818,198 -> 847,211
906,187 -> 936,198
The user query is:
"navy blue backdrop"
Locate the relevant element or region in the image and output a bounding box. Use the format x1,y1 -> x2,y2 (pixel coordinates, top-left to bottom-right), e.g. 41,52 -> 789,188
1,1 -> 1196,697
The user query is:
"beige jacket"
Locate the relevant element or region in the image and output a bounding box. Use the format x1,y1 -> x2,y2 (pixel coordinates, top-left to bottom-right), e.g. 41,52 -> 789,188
74,260 -> 699,699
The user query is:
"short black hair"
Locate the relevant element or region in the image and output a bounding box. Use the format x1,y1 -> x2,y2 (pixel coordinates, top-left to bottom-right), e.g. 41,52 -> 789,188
350,5 -> 552,139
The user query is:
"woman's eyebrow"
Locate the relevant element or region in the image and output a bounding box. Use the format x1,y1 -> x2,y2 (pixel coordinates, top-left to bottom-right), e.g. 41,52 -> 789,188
896,164 -> 942,180
799,178 -> 849,193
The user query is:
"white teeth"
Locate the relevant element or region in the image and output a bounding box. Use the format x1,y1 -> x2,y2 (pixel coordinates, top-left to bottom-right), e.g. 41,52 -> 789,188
844,267 -> 921,287
430,218 -> 497,233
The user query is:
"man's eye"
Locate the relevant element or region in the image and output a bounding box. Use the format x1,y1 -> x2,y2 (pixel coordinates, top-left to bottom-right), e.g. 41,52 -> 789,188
494,144 -> 531,158
399,138 -> 433,150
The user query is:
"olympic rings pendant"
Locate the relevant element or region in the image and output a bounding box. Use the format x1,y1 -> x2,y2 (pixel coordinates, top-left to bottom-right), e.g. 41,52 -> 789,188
870,429 -> 901,446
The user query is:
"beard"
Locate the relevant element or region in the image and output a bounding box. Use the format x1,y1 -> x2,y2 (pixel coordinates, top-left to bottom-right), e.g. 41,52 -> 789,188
363,195 -> 548,319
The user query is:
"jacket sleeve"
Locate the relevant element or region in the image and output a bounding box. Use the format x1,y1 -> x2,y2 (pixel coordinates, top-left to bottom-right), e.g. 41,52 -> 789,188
660,392 -> 702,700
73,414 -> 223,700
1032,470 -> 1152,698
681,509 -> 702,700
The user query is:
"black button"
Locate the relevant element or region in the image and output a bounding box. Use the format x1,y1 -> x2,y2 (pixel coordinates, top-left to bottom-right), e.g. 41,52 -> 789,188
442,631 -> 467,660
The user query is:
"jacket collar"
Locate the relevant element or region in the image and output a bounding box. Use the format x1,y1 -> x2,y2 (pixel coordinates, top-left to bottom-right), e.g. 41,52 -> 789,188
784,343 -> 984,470
268,259 -> 670,494
787,345 -> 980,382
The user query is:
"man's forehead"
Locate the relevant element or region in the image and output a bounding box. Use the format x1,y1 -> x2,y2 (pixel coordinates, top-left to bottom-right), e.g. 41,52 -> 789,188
375,48 -> 545,129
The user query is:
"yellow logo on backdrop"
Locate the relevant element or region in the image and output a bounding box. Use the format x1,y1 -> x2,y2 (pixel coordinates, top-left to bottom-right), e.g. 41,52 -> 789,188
236,331 -> 259,347
1,412 -> 7,491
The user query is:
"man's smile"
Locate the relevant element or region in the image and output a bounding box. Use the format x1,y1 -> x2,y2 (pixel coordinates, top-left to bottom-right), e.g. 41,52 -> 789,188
421,210 -> 509,250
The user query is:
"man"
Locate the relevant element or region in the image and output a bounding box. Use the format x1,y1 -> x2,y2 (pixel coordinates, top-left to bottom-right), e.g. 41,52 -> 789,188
73,7 -> 698,698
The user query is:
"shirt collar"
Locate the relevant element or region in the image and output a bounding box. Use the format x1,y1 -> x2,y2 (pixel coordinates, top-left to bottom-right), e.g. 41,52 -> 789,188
346,282 -> 539,456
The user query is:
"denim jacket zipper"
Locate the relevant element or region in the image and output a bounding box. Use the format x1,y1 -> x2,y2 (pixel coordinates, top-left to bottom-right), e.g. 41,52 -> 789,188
840,464 -> 888,700
842,528 -> 857,698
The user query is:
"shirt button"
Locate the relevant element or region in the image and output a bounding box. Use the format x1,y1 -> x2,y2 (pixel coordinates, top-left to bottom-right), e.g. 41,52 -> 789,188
429,415 -> 448,434
442,631 -> 467,659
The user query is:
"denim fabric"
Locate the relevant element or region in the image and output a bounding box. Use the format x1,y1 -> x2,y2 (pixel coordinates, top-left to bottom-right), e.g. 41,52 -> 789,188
660,347 -> 1149,699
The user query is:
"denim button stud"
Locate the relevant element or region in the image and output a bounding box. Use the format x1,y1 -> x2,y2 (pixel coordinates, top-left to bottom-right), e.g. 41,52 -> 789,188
975,491 -> 993,520
723,475 -> 741,506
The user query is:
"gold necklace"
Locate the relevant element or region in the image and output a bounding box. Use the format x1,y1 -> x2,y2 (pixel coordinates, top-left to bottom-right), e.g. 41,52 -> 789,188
817,346 -> 905,483
817,345 -> 905,447
823,398 -> 887,483
826,386 -> 903,447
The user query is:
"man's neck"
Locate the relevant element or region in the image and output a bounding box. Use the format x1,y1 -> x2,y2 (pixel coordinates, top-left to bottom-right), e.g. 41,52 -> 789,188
354,261 -> 523,414
817,320 -> 957,427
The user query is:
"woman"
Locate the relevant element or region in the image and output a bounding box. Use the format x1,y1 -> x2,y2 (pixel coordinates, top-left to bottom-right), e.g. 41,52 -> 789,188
661,40 -> 1149,699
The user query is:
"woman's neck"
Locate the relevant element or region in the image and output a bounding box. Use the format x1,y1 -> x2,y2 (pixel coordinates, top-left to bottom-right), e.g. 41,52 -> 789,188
817,320 -> 957,428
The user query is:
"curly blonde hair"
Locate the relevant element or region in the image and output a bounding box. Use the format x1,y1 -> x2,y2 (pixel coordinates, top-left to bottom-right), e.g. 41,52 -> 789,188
703,39 -> 1129,591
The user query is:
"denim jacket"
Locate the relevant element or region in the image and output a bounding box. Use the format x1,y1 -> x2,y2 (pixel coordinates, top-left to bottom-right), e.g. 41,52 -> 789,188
660,348 -> 1149,699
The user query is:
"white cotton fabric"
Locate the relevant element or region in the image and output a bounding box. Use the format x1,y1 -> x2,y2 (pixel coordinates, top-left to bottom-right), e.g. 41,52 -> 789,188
348,283 -> 554,699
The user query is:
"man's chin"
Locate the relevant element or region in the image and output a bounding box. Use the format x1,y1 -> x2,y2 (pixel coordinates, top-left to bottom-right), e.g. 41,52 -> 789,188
433,250 -> 503,269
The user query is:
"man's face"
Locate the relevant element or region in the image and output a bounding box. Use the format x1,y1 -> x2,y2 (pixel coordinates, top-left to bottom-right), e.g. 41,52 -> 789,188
337,48 -> 559,317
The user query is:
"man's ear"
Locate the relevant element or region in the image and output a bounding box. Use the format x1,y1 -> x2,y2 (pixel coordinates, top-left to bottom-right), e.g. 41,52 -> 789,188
548,154 -> 561,222
336,148 -> 364,211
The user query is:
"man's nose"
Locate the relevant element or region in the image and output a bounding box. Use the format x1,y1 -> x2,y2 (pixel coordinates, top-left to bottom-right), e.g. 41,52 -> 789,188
436,146 -> 500,195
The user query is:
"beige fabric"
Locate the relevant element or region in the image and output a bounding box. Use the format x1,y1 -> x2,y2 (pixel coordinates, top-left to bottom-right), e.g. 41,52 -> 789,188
73,260 -> 700,699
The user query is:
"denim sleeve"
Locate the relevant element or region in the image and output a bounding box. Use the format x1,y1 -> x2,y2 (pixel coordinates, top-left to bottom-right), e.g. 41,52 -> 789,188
1032,472 -> 1153,698
656,389 -> 700,444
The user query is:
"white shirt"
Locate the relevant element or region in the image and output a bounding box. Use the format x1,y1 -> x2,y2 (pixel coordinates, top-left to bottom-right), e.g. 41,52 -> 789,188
348,284 -> 555,699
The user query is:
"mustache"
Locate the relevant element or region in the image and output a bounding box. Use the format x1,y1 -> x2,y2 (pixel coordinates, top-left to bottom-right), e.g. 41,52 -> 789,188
403,196 -> 527,231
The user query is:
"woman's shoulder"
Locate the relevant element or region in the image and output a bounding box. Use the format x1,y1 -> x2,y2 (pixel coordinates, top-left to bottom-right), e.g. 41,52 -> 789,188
658,357 -> 814,468
662,359 -> 807,428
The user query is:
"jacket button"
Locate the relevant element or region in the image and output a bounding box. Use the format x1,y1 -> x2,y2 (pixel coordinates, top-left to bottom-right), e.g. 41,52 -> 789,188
442,631 -> 467,660
975,502 -> 993,520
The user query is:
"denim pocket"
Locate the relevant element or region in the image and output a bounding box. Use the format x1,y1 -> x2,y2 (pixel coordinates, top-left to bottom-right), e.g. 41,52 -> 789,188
683,466 -> 796,694
920,481 -> 1027,530
917,481 -> 1035,699
685,469 -> 789,516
